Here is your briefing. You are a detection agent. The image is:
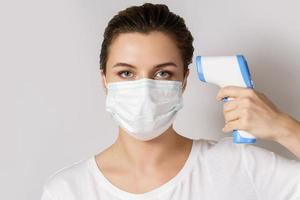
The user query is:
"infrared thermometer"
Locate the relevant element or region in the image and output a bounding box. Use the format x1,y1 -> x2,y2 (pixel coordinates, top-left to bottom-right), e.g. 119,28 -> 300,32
195,55 -> 256,144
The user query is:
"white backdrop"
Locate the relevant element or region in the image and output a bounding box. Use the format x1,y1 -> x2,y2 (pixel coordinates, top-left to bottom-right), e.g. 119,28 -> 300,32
1,0 -> 300,199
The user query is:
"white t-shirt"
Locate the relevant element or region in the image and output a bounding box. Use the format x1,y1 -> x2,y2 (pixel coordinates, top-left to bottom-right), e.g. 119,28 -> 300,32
40,137 -> 300,200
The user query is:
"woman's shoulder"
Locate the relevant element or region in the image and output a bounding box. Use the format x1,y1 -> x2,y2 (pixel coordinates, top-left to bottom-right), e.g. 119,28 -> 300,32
194,136 -> 262,154
195,136 -> 272,155
193,136 -> 263,162
194,136 -> 299,166
194,136 -> 240,153
42,156 -> 94,192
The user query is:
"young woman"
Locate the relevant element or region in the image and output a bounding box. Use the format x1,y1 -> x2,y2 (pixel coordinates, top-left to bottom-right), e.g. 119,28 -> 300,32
41,3 -> 300,200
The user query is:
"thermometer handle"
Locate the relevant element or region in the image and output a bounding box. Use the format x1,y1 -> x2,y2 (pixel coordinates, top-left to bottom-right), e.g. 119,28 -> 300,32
222,97 -> 256,144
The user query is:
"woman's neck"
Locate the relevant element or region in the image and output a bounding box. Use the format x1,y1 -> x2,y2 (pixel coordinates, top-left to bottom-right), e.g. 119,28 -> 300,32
111,126 -> 193,171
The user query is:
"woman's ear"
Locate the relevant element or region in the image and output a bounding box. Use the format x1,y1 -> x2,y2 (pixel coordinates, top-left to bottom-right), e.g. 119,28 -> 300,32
100,70 -> 108,95
182,68 -> 189,93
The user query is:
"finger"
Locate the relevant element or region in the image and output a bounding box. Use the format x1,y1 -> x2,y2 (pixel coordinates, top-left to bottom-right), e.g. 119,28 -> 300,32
224,109 -> 240,124
222,119 -> 244,133
216,85 -> 252,101
223,100 -> 238,114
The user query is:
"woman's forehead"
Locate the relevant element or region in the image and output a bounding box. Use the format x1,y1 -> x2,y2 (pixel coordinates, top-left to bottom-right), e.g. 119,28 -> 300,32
106,32 -> 183,69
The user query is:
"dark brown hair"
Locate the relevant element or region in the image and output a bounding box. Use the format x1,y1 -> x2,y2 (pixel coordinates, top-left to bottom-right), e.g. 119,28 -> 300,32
99,3 -> 194,77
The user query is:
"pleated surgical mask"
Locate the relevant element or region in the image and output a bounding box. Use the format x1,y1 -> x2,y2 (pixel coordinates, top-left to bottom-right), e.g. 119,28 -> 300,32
105,78 -> 184,141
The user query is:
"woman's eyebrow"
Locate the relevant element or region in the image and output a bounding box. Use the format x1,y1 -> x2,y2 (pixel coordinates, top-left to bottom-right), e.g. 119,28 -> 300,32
155,62 -> 178,68
112,62 -> 178,69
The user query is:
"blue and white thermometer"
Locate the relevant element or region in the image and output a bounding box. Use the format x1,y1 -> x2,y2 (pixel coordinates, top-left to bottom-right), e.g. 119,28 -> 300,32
195,55 -> 256,144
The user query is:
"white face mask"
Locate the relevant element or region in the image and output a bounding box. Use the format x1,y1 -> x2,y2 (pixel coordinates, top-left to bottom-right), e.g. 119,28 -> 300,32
105,78 -> 184,141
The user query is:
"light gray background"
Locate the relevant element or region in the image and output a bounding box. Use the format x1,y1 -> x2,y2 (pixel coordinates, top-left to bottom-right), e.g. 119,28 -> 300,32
1,0 -> 299,199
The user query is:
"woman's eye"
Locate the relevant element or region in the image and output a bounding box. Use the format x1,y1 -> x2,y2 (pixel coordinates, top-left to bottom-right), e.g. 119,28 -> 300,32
117,70 -> 172,79
156,71 -> 172,79
118,71 -> 133,78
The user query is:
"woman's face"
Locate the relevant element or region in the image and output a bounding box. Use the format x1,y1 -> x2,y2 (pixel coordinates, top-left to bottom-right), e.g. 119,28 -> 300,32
101,31 -> 189,94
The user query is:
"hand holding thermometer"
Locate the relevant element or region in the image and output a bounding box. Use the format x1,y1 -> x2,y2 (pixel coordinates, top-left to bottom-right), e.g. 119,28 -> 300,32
195,55 -> 256,144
